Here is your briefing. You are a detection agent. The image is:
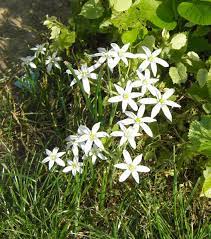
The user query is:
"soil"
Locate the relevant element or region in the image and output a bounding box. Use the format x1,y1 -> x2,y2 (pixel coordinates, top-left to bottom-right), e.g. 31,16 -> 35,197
0,0 -> 70,78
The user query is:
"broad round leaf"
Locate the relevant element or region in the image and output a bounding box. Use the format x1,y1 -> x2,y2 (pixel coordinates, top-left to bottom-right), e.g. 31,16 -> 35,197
140,0 -> 177,30
169,63 -> 187,85
170,33 -> 187,50
121,29 -> 139,44
80,0 -> 104,19
113,0 -> 132,12
197,68 -> 208,88
178,2 -> 211,25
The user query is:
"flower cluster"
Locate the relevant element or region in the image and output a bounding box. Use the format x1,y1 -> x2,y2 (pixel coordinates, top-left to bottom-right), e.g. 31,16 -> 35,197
37,43 -> 181,184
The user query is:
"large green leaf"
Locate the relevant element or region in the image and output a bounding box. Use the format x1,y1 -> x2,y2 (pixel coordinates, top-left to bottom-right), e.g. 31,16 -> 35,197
188,116 -> 211,157
80,0 -> 104,19
169,63 -> 187,85
140,0 -> 177,30
178,2 -> 211,25
111,0 -> 132,12
201,166 -> 211,198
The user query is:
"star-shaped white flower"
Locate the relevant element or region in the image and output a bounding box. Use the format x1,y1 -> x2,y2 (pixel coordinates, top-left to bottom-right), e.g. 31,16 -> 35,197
82,145 -> 107,164
63,156 -> 83,176
137,46 -> 169,76
90,47 -> 117,71
65,134 -> 80,156
118,105 -> 156,137
114,150 -> 150,183
67,64 -> 98,95
139,88 -> 181,121
132,69 -> 159,96
77,122 -> 109,154
111,43 -> 136,67
31,44 -> 46,57
108,81 -> 142,112
45,52 -> 62,73
20,56 -> 37,69
111,124 -> 140,149
42,147 -> 66,170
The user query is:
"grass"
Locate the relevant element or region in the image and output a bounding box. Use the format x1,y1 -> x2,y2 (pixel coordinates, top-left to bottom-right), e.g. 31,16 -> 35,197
0,76 -> 210,239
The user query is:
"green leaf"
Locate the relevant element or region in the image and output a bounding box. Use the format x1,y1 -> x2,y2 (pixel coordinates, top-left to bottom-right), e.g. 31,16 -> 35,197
121,28 -> 139,44
140,0 -> 177,30
169,63 -> 187,85
170,33 -> 187,50
112,0 -> 132,12
188,116 -> 211,157
50,26 -> 61,39
178,2 -> 211,25
201,167 -> 211,198
80,0 -> 104,19
197,68 -> 208,88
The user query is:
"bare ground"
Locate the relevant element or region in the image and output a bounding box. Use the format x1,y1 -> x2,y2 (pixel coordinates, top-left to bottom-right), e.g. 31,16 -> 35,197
0,0 -> 69,78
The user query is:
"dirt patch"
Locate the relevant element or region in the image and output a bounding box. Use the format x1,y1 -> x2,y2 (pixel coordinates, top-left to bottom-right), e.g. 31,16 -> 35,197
0,0 -> 70,77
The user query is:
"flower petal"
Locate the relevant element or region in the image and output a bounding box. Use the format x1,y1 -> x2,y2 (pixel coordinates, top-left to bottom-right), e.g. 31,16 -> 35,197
163,89 -> 175,100
151,104 -> 161,118
119,170 -> 131,182
114,163 -> 128,169
108,95 -> 123,103
136,165 -> 150,172
162,105 -> 172,121
165,100 -> 181,108
154,57 -> 169,67
151,62 -> 157,76
55,158 -> 65,167
132,171 -> 139,183
123,149 -> 132,164
82,77 -> 90,95
141,123 -> 153,137
133,154 -> 143,165
92,122 -> 101,133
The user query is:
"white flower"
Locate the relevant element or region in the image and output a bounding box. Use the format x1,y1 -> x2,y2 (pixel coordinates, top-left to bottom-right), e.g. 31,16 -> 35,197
114,149 -> 150,183
42,147 -> 66,170
20,56 -> 37,69
139,88 -> 181,121
111,124 -> 140,149
111,43 -> 136,67
118,105 -> 156,137
31,44 -> 46,57
67,64 -> 98,95
132,69 -> 159,96
90,47 -> 117,71
77,122 -> 109,154
82,145 -> 107,164
137,46 -> 169,76
63,156 -> 83,176
108,81 -> 142,112
65,134 -> 80,156
45,52 -> 62,73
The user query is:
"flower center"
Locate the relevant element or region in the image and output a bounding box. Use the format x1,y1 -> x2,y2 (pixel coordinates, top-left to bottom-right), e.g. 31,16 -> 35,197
90,133 -> 96,141
159,98 -> 165,104
128,163 -> 136,172
82,70 -> 88,77
149,56 -> 154,62
119,50 -> 124,57
72,162 -> 78,169
135,117 -> 141,123
123,93 -> 129,100
50,154 -> 57,161
143,79 -> 148,85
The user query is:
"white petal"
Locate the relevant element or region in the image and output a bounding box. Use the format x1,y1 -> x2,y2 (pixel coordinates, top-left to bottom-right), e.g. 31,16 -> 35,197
63,166 -> 72,173
128,99 -> 138,111
122,43 -> 130,52
119,170 -> 131,182
45,149 -> 51,155
132,171 -> 139,183
139,98 -> 157,105
138,60 -> 150,72
142,46 -> 151,57
125,111 -> 136,119
130,92 -> 143,99
121,57 -> 128,66
110,131 -> 124,137
125,52 -> 136,58
151,62 -> 157,76
162,89 -> 175,100
136,165 -> 150,172
151,104 -> 161,118
128,137 -> 136,149
154,57 -> 169,67
49,160 -> 54,170
120,136 -> 127,146
133,154 -> 142,165
42,157 -> 50,163
137,105 -> 145,118
92,122 -> 100,133
123,149 -> 132,164
55,158 -> 65,167
89,73 -> 98,79
162,105 -> 172,121
111,43 -> 120,52
152,49 -> 161,57
165,100 -> 181,108
53,147 -> 59,154
57,152 -> 66,157
122,100 -> 128,112
94,138 -> 104,149
82,77 -> 90,95
141,123 -> 153,137
108,95 -> 123,103
114,163 -> 128,169
85,140 -> 93,154
96,132 -> 108,138
114,84 -> 124,95
118,118 -> 134,125
78,134 -> 89,142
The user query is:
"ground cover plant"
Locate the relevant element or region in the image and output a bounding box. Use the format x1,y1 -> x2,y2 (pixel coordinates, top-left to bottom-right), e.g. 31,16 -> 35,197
0,0 -> 211,238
